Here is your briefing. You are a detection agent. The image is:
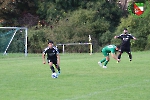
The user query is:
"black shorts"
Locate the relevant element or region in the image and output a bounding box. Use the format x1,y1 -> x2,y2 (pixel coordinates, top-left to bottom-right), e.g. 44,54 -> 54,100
47,59 -> 57,65
119,46 -> 131,53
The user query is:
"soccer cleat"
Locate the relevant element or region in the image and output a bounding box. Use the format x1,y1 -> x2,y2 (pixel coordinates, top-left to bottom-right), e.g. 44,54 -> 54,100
57,71 -> 60,76
129,59 -> 132,62
117,59 -> 120,63
103,66 -> 107,68
98,61 -> 102,67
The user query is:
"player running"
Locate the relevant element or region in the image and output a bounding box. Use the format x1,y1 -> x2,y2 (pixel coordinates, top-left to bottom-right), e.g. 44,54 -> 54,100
114,28 -> 136,62
98,45 -> 120,68
42,40 -> 61,76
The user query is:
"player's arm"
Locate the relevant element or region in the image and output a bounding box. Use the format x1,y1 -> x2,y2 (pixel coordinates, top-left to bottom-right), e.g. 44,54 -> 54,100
133,37 -> 136,40
57,54 -> 60,66
42,53 -> 46,64
55,47 -> 60,66
111,53 -> 118,61
114,34 -> 121,39
111,49 -> 120,62
114,36 -> 118,39
42,48 -> 48,64
129,34 -> 136,40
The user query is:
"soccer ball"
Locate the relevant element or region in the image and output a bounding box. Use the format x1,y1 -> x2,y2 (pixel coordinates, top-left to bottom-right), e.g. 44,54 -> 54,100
51,73 -> 58,78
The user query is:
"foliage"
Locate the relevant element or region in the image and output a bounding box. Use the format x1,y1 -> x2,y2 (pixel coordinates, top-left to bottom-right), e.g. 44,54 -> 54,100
112,1 -> 150,51
25,0 -> 123,53
0,0 -> 150,52
27,28 -> 56,53
0,0 -> 38,26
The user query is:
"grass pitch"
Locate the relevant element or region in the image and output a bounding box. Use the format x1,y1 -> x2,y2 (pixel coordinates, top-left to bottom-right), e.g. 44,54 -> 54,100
0,51 -> 150,100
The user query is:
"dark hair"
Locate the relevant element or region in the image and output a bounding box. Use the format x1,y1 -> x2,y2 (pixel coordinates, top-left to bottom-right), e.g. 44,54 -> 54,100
48,40 -> 53,44
116,45 -> 120,49
124,28 -> 127,30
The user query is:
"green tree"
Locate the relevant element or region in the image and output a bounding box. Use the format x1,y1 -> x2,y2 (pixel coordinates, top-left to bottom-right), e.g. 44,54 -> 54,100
112,1 -> 150,51
34,0 -> 123,52
0,0 -> 38,26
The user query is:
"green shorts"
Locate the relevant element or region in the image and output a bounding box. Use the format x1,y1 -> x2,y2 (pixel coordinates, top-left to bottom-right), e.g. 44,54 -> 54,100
102,50 -> 109,57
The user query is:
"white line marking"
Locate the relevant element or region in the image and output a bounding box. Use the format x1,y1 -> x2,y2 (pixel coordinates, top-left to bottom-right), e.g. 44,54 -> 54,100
64,79 -> 149,100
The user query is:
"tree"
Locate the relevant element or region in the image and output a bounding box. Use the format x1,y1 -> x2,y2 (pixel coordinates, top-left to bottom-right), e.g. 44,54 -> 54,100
112,1 -> 150,51
0,0 -> 38,26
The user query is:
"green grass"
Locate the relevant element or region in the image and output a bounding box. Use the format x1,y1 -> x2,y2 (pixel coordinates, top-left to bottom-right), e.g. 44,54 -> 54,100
0,51 -> 150,100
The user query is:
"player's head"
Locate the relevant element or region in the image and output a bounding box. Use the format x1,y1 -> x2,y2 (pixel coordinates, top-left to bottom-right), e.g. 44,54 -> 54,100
116,45 -> 120,51
48,40 -> 54,48
123,28 -> 128,34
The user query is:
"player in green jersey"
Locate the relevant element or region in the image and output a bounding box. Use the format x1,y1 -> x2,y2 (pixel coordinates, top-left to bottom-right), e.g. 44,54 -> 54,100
98,45 -> 120,68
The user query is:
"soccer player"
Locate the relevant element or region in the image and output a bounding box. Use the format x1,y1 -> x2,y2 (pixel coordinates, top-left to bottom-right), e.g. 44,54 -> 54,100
114,28 -> 136,62
98,45 -> 120,68
42,40 -> 61,76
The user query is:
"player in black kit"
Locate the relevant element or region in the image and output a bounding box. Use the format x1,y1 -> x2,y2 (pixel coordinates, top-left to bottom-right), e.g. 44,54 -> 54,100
42,40 -> 60,75
114,28 -> 136,62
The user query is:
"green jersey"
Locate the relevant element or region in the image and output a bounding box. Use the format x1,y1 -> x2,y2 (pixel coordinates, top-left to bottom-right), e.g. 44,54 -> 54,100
102,45 -> 116,57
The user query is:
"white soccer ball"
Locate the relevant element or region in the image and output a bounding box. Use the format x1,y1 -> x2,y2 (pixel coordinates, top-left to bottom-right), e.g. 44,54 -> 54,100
51,73 -> 58,78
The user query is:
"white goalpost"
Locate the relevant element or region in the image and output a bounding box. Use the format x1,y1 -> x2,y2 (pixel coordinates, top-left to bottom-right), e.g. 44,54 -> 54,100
0,27 -> 28,56
56,35 -> 93,55
56,42 -> 93,54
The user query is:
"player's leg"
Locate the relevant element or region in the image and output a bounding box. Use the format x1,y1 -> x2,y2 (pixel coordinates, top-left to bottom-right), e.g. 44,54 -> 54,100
127,52 -> 132,61
98,51 -> 107,67
103,56 -> 109,68
126,48 -> 132,61
118,47 -> 124,61
101,51 -> 108,63
48,60 -> 55,73
53,59 -> 61,75
100,58 -> 106,63
55,64 -> 61,75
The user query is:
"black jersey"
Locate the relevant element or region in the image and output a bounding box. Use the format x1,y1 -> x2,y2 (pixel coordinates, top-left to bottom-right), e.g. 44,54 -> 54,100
43,47 -> 59,60
117,33 -> 134,47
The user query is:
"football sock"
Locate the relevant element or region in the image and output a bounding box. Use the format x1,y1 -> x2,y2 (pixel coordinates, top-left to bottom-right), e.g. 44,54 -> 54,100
104,60 -> 109,66
118,53 -> 122,59
57,66 -> 60,73
128,53 -> 132,60
100,58 -> 106,63
50,66 -> 55,73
